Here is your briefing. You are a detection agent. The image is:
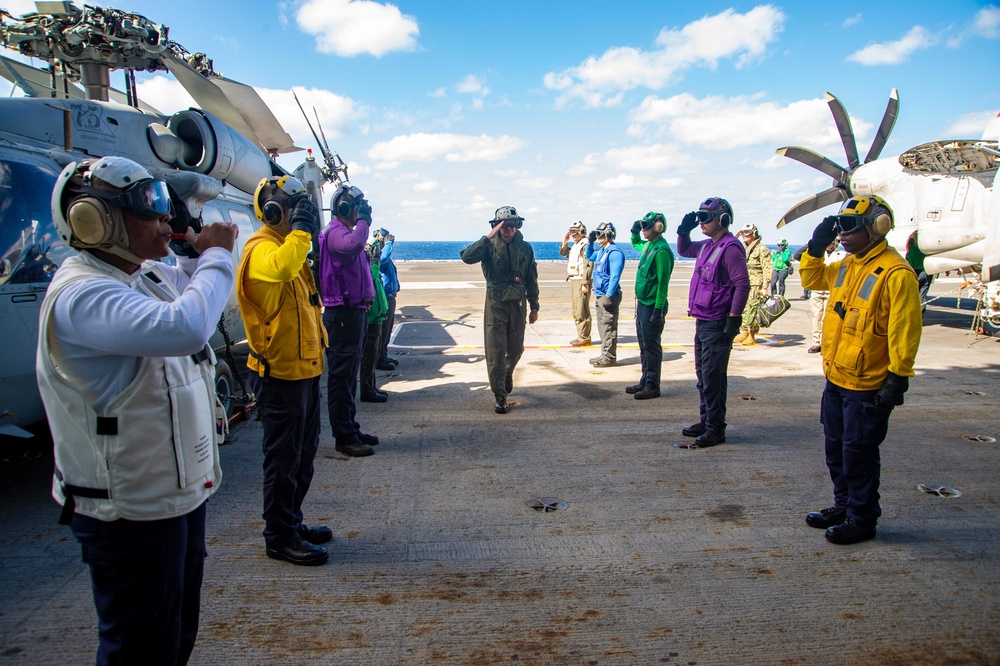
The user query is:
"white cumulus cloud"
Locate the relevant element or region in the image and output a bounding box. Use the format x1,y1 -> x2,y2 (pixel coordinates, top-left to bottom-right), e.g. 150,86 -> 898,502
296,0 -> 419,57
972,5 -> 1000,38
543,5 -> 785,107
943,110 -> 999,137
367,132 -> 527,168
847,26 -> 935,65
627,93 -> 872,151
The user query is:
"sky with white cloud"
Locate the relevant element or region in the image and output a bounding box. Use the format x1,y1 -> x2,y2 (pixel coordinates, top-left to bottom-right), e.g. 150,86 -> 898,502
1,0 -> 998,243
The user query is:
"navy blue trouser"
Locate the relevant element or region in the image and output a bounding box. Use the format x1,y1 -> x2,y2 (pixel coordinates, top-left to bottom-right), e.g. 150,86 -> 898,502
323,306 -> 367,440
635,301 -> 666,391
249,373 -> 322,548
70,502 -> 207,666
820,380 -> 893,528
694,317 -> 733,432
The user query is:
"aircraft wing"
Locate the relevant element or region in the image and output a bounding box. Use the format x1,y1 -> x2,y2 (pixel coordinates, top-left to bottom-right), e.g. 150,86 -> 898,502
0,54 -> 163,115
162,53 -> 300,155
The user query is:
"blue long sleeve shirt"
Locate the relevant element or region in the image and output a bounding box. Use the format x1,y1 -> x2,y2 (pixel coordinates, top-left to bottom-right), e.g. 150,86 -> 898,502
586,242 -> 624,297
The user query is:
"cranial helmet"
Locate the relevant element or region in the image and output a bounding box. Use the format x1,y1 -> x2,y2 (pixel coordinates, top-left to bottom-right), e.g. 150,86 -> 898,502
52,156 -> 170,265
836,195 -> 894,237
699,197 -> 733,227
779,239 -> 788,247
490,205 -> 523,228
641,211 -> 666,233
737,223 -> 759,238
595,221 -> 616,241
331,183 -> 365,219
254,174 -> 307,224
569,220 -> 587,236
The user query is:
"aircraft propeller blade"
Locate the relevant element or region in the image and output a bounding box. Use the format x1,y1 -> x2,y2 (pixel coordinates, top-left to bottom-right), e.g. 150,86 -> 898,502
825,92 -> 860,170
775,146 -> 849,185
776,187 -> 849,229
864,88 -> 899,164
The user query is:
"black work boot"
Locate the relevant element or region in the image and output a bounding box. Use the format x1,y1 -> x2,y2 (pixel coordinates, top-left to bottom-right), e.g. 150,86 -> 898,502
336,438 -> 374,457
805,506 -> 846,529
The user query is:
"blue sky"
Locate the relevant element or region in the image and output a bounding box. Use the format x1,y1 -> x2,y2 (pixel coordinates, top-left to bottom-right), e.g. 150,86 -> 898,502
3,0 -> 999,244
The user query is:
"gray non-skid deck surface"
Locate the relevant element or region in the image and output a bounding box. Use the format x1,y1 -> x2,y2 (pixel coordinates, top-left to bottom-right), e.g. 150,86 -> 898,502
2,261 -> 998,665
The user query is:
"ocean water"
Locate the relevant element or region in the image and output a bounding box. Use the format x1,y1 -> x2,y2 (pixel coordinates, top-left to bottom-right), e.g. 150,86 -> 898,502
391,241 -> 790,262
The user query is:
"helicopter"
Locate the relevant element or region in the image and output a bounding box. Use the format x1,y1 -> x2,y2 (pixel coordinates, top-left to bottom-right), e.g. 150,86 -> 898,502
0,2 -> 347,437
775,89 -> 1000,335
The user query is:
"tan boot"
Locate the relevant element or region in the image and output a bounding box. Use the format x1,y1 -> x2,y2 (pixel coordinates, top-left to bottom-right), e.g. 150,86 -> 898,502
741,331 -> 757,346
733,330 -> 749,344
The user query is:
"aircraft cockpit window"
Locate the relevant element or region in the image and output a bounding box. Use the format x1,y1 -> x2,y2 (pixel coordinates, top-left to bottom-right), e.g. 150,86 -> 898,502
0,159 -> 68,286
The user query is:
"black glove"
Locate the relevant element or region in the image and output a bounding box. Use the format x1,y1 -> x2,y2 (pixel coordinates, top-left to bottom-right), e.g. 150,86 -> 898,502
650,308 -> 664,327
678,212 -> 699,236
356,199 -> 373,224
631,219 -> 643,235
808,216 -> 839,257
289,198 -> 319,236
723,315 -> 741,342
874,372 -> 908,408
588,230 -> 598,244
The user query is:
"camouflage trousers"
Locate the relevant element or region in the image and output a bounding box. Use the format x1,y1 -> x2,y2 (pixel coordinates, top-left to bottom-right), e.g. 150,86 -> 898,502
740,285 -> 767,333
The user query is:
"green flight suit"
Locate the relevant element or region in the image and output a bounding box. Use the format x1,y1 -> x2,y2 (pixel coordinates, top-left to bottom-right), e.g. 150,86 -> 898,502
461,232 -> 540,400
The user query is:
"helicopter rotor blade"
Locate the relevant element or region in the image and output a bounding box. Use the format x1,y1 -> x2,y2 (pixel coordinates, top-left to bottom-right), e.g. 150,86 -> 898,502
775,146 -> 849,185
776,187 -> 850,229
864,88 -> 899,164
825,91 -> 860,170
292,90 -> 327,156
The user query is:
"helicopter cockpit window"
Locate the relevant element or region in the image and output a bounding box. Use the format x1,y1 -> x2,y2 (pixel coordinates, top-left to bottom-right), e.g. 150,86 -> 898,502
0,159 -> 69,286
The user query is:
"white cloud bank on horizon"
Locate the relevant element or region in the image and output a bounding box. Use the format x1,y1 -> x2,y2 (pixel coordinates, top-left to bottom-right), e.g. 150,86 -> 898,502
847,26 -> 935,65
367,132 -> 527,168
543,5 -> 785,108
295,0 -> 419,58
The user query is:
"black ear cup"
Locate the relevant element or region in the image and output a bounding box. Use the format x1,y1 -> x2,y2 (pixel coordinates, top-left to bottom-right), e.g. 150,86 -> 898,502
337,199 -> 352,217
67,197 -> 113,246
720,212 -> 732,227
262,200 -> 285,225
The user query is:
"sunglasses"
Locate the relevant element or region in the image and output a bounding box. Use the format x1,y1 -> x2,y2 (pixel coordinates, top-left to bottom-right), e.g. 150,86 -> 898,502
110,179 -> 173,220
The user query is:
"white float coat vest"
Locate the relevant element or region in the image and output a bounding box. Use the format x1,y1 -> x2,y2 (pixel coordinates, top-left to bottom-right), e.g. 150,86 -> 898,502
37,258 -> 223,523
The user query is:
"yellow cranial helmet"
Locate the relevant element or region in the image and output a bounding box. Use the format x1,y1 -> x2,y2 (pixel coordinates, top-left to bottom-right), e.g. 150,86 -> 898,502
254,175 -> 306,223
837,195 -> 894,236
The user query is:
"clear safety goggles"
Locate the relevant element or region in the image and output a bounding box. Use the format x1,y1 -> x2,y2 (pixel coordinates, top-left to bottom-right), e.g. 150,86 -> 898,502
110,179 -> 172,220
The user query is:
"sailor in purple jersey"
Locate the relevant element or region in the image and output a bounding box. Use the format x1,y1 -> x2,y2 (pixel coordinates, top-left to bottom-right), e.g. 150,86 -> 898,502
675,197 -> 750,448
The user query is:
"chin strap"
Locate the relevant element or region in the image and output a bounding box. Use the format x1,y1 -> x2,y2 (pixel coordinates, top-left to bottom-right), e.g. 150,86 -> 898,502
104,243 -> 149,267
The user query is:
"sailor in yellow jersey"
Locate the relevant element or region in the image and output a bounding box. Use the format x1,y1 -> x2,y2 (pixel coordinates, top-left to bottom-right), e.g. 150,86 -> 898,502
798,195 -> 922,545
